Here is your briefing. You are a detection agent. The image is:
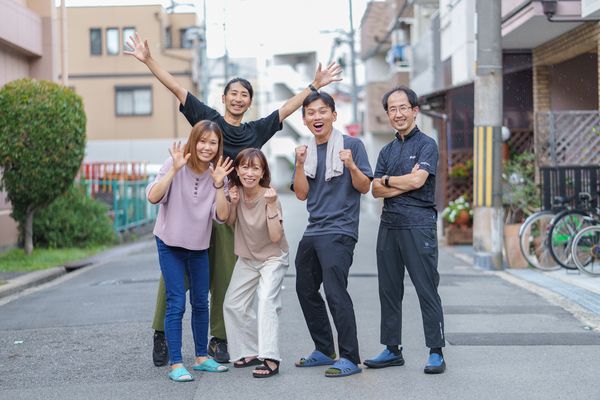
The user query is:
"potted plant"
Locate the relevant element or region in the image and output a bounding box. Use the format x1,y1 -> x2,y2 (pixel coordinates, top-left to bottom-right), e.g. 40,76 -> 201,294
502,152 -> 541,267
441,194 -> 473,245
448,159 -> 473,183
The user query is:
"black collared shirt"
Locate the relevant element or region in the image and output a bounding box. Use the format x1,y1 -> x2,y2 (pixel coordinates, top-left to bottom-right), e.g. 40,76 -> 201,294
374,126 -> 438,228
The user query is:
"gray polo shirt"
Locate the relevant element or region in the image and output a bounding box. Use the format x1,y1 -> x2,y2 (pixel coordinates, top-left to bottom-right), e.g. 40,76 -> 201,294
374,126 -> 438,229
292,135 -> 373,240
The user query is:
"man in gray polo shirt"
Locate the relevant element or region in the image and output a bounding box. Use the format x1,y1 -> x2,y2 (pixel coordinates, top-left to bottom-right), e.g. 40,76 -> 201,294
364,86 -> 446,374
292,91 -> 373,378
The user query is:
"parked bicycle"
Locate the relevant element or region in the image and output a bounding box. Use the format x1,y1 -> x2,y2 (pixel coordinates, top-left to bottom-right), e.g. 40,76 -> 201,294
547,192 -> 599,270
518,195 -> 572,271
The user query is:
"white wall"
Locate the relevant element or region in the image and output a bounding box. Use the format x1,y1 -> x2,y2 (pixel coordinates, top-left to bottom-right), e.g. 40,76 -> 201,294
439,0 -> 475,86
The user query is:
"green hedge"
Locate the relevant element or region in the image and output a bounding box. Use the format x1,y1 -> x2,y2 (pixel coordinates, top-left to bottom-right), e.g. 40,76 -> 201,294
28,186 -> 116,248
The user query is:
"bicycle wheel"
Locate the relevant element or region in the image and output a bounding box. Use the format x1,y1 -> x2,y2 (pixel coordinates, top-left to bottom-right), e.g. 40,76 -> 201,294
518,211 -> 560,271
571,225 -> 600,276
548,210 -> 593,270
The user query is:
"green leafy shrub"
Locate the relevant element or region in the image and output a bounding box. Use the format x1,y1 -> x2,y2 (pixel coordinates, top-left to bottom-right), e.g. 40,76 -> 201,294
28,185 -> 116,248
0,79 -> 86,253
502,152 -> 540,224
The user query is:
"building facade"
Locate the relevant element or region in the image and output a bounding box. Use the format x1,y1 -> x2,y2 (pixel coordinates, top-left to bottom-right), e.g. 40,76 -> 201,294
62,5 -> 199,164
0,0 -> 58,250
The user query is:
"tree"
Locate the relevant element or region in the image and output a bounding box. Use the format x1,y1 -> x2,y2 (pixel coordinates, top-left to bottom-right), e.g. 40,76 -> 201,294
0,79 -> 86,254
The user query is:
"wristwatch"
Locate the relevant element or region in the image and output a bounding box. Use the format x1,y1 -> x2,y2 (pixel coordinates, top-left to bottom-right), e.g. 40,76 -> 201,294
382,175 -> 390,187
308,83 -> 318,92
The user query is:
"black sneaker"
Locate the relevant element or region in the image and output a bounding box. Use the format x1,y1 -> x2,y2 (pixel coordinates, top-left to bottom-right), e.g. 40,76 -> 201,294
208,337 -> 230,363
153,330 -> 168,367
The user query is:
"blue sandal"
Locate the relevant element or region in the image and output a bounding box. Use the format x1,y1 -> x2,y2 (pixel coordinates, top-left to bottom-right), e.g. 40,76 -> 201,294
325,358 -> 362,378
168,366 -> 194,382
192,358 -> 228,372
295,350 -> 336,367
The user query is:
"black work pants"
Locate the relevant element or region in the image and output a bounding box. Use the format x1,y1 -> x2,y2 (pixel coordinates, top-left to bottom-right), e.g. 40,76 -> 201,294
295,234 -> 361,364
376,225 -> 445,348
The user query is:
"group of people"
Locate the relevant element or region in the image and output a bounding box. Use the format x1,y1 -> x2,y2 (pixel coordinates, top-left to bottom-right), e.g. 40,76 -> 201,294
126,32 -> 447,382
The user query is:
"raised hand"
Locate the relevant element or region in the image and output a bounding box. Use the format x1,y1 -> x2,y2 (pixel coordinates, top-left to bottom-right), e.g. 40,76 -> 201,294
229,185 -> 240,205
295,145 -> 308,165
210,156 -> 234,186
264,187 -> 278,204
124,32 -> 151,63
339,148 -> 355,169
168,141 -> 191,171
312,61 -> 343,89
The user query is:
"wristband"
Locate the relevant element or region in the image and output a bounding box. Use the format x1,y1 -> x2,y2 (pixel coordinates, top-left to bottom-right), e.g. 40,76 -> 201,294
213,181 -> 225,189
308,83 -> 318,92
381,175 -> 389,187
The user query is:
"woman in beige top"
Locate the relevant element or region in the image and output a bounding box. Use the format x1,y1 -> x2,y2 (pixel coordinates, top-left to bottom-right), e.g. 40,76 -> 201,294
223,148 -> 289,378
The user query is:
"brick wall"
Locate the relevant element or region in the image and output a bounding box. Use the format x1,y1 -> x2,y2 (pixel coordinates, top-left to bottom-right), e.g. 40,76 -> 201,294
532,22 -> 600,113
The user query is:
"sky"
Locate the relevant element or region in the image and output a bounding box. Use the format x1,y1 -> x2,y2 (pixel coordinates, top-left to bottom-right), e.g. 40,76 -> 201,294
62,0 -> 370,59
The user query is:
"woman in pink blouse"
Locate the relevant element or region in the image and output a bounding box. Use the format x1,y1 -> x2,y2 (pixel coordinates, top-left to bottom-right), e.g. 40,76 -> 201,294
146,120 -> 233,382
223,148 -> 289,378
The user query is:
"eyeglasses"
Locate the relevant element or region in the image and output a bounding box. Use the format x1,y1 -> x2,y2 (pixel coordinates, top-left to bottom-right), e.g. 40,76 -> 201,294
387,105 -> 414,115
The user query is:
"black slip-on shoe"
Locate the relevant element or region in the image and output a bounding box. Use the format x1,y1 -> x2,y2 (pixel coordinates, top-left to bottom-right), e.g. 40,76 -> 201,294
208,337 -> 230,363
153,330 -> 168,367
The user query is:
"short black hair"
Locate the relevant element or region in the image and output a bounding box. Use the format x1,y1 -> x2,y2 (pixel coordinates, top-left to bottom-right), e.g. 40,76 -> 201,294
224,77 -> 254,99
302,91 -> 336,117
381,86 -> 419,111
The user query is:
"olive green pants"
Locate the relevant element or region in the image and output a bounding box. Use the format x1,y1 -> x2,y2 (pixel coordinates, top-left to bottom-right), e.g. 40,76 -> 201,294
152,223 -> 237,340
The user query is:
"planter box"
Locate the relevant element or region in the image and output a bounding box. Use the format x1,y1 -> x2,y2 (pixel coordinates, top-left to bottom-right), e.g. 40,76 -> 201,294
504,223 -> 528,268
444,225 -> 473,245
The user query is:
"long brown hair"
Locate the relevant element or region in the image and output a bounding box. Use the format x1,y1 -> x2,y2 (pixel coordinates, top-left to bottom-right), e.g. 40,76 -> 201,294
230,148 -> 271,188
184,120 -> 224,172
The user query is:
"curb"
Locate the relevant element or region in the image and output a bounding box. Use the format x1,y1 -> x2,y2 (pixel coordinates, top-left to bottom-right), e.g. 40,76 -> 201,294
0,266 -> 66,299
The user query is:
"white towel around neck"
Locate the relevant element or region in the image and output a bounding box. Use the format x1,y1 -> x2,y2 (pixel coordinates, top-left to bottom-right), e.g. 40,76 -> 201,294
303,128 -> 345,181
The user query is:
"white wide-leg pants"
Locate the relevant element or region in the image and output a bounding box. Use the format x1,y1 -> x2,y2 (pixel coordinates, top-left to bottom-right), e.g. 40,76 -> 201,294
223,252 -> 289,362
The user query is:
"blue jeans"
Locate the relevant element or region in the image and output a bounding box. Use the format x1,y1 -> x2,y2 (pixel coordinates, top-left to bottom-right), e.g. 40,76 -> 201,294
155,237 -> 210,365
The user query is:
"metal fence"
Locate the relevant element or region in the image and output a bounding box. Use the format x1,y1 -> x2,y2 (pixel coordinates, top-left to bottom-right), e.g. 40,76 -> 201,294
535,111 -> 600,167
78,178 -> 158,233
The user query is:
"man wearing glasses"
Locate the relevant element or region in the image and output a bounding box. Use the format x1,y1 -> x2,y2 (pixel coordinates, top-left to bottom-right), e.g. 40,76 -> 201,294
364,86 -> 446,374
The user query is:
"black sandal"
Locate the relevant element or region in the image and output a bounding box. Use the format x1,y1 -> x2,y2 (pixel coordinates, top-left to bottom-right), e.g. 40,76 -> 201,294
234,357 -> 262,368
252,359 -> 280,378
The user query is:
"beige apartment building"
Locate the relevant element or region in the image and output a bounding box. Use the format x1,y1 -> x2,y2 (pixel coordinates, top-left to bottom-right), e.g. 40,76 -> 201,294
0,2 -> 198,250
62,5 -> 198,162
0,0 -> 58,250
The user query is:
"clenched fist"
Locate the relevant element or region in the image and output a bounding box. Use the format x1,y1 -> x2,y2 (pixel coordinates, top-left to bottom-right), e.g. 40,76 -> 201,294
339,148 -> 354,168
295,145 -> 308,165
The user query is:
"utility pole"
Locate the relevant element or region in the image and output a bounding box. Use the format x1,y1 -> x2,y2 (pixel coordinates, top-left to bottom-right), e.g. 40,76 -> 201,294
222,0 -> 229,83
60,0 -> 68,86
473,0 -> 504,269
199,0 -> 208,103
348,0 -> 358,125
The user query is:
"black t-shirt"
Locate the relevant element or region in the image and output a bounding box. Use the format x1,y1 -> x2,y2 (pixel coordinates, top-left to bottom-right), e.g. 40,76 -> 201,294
179,92 -> 283,159
374,126 -> 438,229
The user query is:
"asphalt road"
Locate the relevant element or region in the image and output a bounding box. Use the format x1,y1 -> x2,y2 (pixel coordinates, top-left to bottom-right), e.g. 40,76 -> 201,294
1,192 -> 600,400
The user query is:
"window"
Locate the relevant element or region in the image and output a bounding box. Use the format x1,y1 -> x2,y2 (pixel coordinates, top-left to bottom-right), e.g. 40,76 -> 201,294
180,28 -> 193,48
165,26 -> 172,49
123,27 -> 135,52
115,86 -> 152,116
106,28 -> 119,55
90,28 -> 102,55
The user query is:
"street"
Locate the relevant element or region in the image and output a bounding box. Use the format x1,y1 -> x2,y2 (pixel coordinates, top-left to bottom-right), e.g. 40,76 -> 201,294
1,192 -> 600,400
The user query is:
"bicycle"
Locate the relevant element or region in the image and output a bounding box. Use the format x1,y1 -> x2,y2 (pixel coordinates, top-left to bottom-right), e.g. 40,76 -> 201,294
571,224 -> 600,276
518,195 -> 573,271
547,192 -> 599,270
